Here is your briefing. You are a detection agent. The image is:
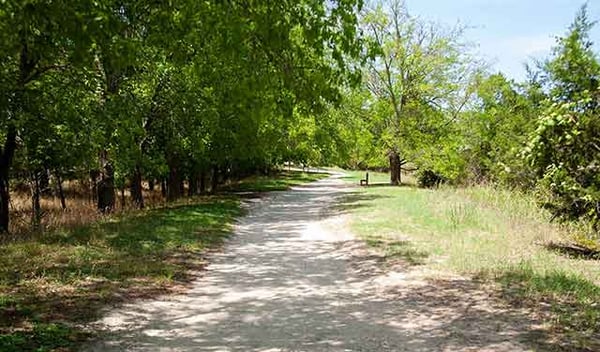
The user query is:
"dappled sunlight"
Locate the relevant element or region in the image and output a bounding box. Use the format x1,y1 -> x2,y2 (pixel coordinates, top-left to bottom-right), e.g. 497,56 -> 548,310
85,174 -> 552,351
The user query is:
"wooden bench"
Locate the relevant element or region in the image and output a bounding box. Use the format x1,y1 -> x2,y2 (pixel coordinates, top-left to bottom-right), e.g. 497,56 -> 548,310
360,172 -> 369,187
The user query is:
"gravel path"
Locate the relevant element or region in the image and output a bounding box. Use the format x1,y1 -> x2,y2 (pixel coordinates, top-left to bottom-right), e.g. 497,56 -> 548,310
87,174 -> 547,351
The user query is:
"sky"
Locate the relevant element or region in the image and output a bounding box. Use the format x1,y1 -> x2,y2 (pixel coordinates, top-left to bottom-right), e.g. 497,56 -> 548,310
404,0 -> 600,81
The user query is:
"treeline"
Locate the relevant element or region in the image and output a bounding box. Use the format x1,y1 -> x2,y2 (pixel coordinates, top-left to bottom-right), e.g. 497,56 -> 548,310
3,1 -> 599,242
0,1 -> 363,233
330,2 -> 600,241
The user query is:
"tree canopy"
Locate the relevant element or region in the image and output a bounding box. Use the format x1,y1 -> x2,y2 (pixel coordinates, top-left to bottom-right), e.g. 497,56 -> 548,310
1,1 -> 600,245
0,0 -> 364,232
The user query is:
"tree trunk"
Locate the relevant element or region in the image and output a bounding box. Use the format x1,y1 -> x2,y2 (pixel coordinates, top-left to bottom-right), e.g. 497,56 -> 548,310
120,187 -> 126,210
0,36 -> 36,233
148,179 -> 155,192
130,166 -> 144,209
199,171 -> 206,194
161,178 -> 167,198
211,165 -> 219,194
188,175 -> 198,196
55,172 -> 66,210
97,154 -> 115,213
389,150 -> 402,186
0,125 -> 17,233
0,174 -> 10,234
179,179 -> 185,197
31,171 -> 42,231
167,163 -> 181,202
90,170 -> 99,205
39,167 -> 51,196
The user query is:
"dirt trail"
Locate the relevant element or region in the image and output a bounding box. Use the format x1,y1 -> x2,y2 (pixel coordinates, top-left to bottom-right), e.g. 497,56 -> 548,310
86,174 -> 548,351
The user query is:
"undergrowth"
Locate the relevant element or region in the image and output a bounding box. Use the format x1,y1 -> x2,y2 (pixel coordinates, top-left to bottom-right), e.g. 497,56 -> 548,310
0,170 -> 323,351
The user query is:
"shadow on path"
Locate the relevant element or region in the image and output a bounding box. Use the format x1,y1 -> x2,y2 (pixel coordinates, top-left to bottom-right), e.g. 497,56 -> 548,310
86,174 -> 553,352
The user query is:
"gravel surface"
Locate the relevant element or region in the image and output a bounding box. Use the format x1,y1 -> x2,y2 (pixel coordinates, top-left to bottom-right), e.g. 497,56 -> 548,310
86,174 -> 548,351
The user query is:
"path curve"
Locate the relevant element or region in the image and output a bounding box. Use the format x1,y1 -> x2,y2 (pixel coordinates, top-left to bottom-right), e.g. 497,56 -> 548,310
87,174 -> 546,351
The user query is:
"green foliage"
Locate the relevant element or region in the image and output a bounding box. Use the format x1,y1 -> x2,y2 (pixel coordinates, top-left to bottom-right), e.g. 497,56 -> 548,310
416,170 -> 445,188
525,6 -> 600,237
459,73 -> 539,185
543,4 -> 600,104
335,0 -> 479,182
528,97 -> 600,231
0,0 -> 365,232
331,3 -> 600,251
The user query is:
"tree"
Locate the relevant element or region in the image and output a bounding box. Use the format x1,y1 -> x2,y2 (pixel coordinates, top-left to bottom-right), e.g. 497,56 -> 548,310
0,0 -> 111,232
0,0 -> 365,234
460,73 -> 538,185
526,5 -> 600,233
361,0 -> 475,184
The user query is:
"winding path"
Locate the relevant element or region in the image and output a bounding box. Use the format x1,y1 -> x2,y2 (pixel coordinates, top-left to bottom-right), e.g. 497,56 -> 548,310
87,174 -> 546,351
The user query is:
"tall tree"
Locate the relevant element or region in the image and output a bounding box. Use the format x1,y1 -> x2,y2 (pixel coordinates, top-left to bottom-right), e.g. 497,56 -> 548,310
526,5 -> 600,231
0,0 -> 108,232
361,0 -> 475,184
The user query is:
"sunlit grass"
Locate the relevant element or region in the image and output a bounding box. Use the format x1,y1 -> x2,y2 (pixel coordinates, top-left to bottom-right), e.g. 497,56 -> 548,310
223,170 -> 329,193
0,170 -> 322,351
343,181 -> 600,349
340,169 -> 416,185
0,198 -> 240,351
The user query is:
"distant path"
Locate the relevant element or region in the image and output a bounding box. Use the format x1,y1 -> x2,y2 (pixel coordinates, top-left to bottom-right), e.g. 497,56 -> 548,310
87,174 -> 546,351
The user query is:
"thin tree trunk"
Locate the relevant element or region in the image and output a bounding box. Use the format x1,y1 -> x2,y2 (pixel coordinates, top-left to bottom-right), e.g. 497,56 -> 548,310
161,178 -> 167,198
0,174 -> 10,234
211,165 -> 219,194
130,166 -> 144,209
120,187 -> 125,210
199,171 -> 206,194
97,151 -> 115,213
31,171 -> 42,231
0,125 -> 17,233
56,172 -> 66,210
148,179 -> 155,192
90,170 -> 99,205
389,150 -> 402,186
188,175 -> 198,196
167,163 -> 181,201
39,167 -> 50,196
179,179 -> 185,197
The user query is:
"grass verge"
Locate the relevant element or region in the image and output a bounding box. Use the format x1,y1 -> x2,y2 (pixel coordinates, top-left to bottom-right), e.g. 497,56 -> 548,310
341,179 -> 600,350
0,170 -> 324,351
223,170 -> 329,193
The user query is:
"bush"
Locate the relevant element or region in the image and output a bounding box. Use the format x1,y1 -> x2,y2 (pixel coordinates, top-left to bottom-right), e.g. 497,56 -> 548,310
417,170 -> 445,188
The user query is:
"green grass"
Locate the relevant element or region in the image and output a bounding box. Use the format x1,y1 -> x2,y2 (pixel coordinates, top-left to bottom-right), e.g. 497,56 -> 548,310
223,170 -> 329,193
0,198 -> 240,351
340,170 -> 394,185
342,181 -> 600,349
0,170 -> 323,351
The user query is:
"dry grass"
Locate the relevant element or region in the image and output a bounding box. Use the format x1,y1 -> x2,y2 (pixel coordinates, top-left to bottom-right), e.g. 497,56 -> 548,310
7,170 -> 330,238
7,182 -> 171,240
0,170 -> 325,351
341,180 -> 600,350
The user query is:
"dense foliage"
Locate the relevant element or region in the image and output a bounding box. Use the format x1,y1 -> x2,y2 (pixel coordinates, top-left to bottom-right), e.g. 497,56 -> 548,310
328,1 -> 599,243
0,0 -> 363,233
1,0 -> 599,245
527,7 -> 600,232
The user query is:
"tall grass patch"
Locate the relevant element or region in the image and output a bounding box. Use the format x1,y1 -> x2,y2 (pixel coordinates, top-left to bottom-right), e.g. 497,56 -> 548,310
344,181 -> 600,348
